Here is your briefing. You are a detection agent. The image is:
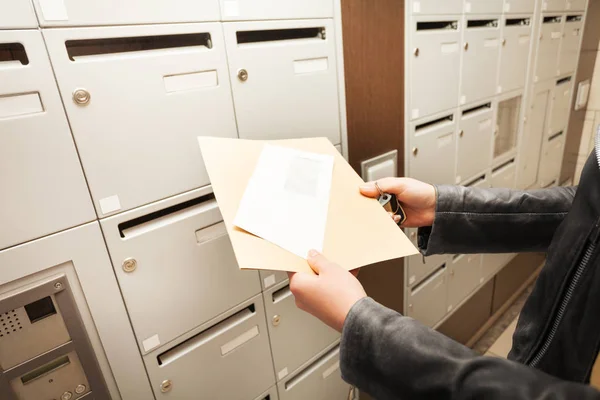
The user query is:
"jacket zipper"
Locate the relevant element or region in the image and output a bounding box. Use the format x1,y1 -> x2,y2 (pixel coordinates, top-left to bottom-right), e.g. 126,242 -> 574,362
528,221 -> 600,368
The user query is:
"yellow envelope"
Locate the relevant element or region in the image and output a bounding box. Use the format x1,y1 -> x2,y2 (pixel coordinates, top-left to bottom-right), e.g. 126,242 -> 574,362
198,136 -> 418,274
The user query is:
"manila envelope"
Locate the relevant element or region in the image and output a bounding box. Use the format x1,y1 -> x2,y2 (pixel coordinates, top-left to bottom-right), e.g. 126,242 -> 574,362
198,136 -> 419,274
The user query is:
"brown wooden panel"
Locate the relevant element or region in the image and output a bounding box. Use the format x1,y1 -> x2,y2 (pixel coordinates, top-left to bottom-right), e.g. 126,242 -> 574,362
437,279 -> 494,345
492,253 -> 545,313
358,259 -> 404,313
341,0 -> 405,175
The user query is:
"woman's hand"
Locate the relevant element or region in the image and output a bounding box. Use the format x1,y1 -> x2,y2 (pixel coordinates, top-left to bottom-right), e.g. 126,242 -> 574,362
360,177 -> 436,227
288,250 -> 367,332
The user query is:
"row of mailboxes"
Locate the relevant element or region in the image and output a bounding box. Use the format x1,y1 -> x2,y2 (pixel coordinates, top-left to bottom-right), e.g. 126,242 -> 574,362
408,101 -> 495,186
4,0 -> 334,28
0,30 -> 95,251
410,0 -> 537,15
141,292 -> 347,400
2,20 -> 341,222
535,14 -> 583,82
517,76 -> 572,189
409,15 -> 532,120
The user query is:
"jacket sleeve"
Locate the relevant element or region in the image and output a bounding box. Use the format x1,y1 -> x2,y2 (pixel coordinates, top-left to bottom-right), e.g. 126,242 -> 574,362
418,185 -> 577,256
340,297 -> 600,400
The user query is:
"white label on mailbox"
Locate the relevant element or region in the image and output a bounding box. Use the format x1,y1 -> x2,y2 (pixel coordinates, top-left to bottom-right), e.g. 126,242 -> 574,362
413,1 -> 421,12
438,132 -> 453,149
497,86 -> 502,94
441,42 -> 459,54
504,3 -> 510,12
465,2 -> 472,12
484,38 -> 500,48
551,31 -> 562,39
294,58 -> 329,74
519,35 -> 531,45
264,274 -> 276,288
99,195 -> 121,215
460,95 -> 466,105
278,367 -> 289,380
409,276 -> 416,285
143,334 -> 161,352
223,0 -> 240,16
543,2 -> 548,10
221,325 -> 259,355
0,93 -> 43,119
39,0 -> 68,20
479,118 -> 492,131
412,109 -> 420,119
164,70 -> 218,93
322,361 -> 340,379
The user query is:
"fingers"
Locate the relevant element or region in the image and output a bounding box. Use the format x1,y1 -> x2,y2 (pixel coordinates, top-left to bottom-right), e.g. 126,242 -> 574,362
360,177 -> 410,198
307,250 -> 331,274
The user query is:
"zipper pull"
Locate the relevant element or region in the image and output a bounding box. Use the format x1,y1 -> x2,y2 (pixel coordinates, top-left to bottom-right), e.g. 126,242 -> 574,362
591,219 -> 600,243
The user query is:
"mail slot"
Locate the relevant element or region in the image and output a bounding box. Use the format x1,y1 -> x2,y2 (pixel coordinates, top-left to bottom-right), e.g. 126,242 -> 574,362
410,0 -> 463,14
559,15 -> 583,75
410,17 -> 461,120
405,228 -> 449,287
264,281 -> 340,381
499,17 -> 532,94
503,0 -> 535,13
0,30 -> 95,250
43,23 -> 238,216
224,20 -> 341,145
517,82 -> 552,189
260,271 -> 289,290
457,102 -> 494,184
464,0 -> 503,14
491,158 -> 517,188
278,343 -> 349,400
461,17 -> 501,105
0,0 -> 37,28
408,112 -> 457,184
447,254 -> 482,312
535,16 -> 563,82
538,132 -> 565,188
32,0 -> 220,26
549,76 -> 573,136
100,187 -> 261,355
220,0 -> 333,20
406,265 -> 448,327
145,295 -> 275,400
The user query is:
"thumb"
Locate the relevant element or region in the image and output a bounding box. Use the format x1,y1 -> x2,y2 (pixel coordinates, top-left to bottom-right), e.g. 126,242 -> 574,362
307,250 -> 332,275
360,177 -> 407,198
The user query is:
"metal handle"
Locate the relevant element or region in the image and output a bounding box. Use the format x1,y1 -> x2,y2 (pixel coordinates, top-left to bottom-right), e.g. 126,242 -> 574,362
464,42 -> 469,51
413,47 -> 420,57
459,130 -> 464,138
450,270 -> 455,277
160,380 -> 173,393
412,147 -> 418,156
73,88 -> 91,105
502,38 -> 507,46
237,69 -> 248,82
410,232 -> 417,240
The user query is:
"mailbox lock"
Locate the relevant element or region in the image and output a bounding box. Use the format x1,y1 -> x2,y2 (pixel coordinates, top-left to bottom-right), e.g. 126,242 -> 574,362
161,380 -> 173,393
459,130 -> 464,138
413,47 -> 420,57
272,315 -> 281,326
408,304 -> 413,310
237,69 -> 249,82
502,38 -> 507,46
410,231 -> 417,240
75,385 -> 86,395
122,258 -> 137,273
72,89 -> 91,105
54,282 -> 63,290
463,42 -> 469,51
412,147 -> 418,156
61,392 -> 73,400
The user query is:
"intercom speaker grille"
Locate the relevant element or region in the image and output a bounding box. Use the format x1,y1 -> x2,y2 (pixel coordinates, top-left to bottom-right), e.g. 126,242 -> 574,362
0,309 -> 24,338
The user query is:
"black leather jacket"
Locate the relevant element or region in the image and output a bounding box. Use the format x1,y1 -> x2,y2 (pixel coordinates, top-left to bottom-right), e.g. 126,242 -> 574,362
340,145 -> 600,399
